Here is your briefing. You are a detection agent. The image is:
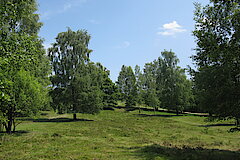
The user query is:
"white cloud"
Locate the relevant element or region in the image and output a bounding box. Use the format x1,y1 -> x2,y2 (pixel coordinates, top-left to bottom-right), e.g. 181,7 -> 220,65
123,41 -> 130,48
157,21 -> 187,36
115,41 -> 131,49
64,0 -> 88,11
40,11 -> 51,20
63,3 -> 72,11
89,19 -> 100,24
40,0 -> 88,20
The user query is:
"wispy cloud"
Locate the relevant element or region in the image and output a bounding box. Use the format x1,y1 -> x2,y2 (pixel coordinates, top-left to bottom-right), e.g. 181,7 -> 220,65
115,41 -> 131,49
40,12 -> 52,20
63,3 -> 72,11
89,19 -> 100,24
123,41 -> 130,48
157,21 -> 187,36
40,0 -> 88,20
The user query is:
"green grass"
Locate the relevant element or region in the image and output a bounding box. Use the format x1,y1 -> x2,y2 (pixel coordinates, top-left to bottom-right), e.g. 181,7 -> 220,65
0,108 -> 240,160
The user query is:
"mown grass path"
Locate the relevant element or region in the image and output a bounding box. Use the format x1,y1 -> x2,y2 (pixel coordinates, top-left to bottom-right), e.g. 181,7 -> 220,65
0,109 -> 240,160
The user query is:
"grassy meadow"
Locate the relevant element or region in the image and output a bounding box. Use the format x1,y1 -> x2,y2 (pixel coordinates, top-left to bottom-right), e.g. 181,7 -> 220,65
0,107 -> 240,160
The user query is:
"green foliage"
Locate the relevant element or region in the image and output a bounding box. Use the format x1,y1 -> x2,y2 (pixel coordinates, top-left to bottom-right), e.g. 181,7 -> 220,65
0,69 -> 49,132
0,0 -> 50,132
0,0 -> 42,35
48,28 -> 92,116
142,62 -> 160,109
100,70 -> 118,107
101,78 -> 118,107
49,88 -> 66,114
10,70 -> 48,116
116,51 -> 194,113
117,65 -> 137,107
159,51 -> 193,113
158,51 -> 181,111
144,89 -> 160,109
0,0 -> 45,72
139,50 -> 194,113
49,29 -> 111,117
192,1 -> 240,121
66,63 -> 103,114
134,65 -> 145,105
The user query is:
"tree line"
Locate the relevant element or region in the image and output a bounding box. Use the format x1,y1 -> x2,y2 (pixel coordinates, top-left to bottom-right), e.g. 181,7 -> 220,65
116,50 -> 194,115
0,0 -> 239,133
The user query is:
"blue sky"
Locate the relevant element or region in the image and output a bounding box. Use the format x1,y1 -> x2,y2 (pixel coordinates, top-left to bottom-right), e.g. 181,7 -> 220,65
38,0 -> 209,81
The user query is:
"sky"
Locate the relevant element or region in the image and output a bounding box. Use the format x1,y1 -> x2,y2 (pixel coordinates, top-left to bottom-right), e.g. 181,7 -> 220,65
38,0 -> 209,81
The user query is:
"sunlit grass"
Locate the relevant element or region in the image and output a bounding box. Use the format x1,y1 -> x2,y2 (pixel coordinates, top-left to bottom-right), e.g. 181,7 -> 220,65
0,108 -> 239,160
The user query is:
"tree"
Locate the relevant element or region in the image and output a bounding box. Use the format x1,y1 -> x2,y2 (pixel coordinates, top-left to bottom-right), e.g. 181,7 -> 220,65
65,63 -> 103,115
0,0 -> 42,35
117,65 -> 137,107
142,62 -> 160,111
0,0 -> 50,133
48,28 -> 103,120
192,1 -> 240,124
97,63 -> 118,108
101,77 -> 118,108
0,70 -> 49,133
158,50 -> 179,110
134,65 -> 145,105
0,0 -> 45,73
159,51 -> 193,114
140,50 -> 193,114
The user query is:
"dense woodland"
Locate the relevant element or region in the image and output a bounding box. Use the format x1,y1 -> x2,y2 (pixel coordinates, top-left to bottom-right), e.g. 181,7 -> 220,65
0,0 -> 240,134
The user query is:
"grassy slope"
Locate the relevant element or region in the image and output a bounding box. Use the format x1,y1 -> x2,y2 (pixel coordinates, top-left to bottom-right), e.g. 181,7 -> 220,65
0,109 -> 240,160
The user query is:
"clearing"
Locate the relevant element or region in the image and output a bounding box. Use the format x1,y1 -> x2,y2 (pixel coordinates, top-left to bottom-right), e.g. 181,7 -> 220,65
0,108 -> 240,160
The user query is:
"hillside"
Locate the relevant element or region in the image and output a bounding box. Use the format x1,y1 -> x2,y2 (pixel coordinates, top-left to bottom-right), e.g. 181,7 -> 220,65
0,108 -> 240,160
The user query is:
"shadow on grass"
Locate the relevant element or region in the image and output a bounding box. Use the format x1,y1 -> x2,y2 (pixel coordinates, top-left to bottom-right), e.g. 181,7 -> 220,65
132,144 -> 240,160
199,123 -> 236,127
33,118 -> 94,122
0,130 -> 30,137
115,106 -> 158,112
103,106 -> 115,111
20,118 -> 94,123
115,106 -> 190,115
115,106 -> 211,118
134,114 -> 183,118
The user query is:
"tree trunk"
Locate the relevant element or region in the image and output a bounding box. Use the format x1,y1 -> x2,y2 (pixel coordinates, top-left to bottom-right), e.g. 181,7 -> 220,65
73,113 -> 77,120
0,122 -> 3,132
5,109 -> 14,133
13,119 -> 16,132
71,81 -> 77,121
236,118 -> 240,127
5,119 -> 13,133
